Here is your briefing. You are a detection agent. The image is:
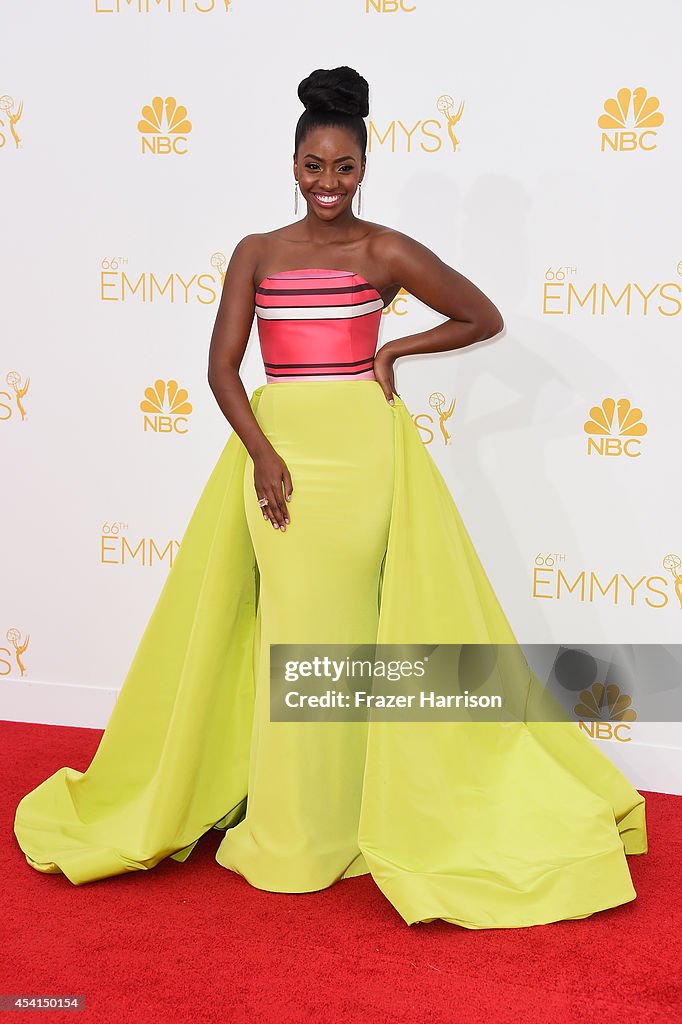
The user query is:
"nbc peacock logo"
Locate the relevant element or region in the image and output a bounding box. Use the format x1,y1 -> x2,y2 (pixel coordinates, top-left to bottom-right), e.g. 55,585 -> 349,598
575,682 -> 637,723
597,86 -> 664,152
138,96 -> 193,156
0,94 -> 24,150
583,397 -> 647,457
140,379 -> 193,434
364,0 -> 417,11
574,682 -> 637,743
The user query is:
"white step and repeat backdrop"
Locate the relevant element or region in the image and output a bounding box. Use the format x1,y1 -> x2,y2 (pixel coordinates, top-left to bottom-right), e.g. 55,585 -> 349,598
1,1 -> 681,793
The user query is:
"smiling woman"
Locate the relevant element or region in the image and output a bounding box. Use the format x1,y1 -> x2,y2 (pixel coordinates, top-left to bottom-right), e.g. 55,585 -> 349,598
293,67 -> 368,217
14,64 -> 647,931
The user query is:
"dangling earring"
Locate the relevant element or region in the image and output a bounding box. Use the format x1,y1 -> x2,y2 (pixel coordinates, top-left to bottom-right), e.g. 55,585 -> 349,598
294,180 -> 299,216
357,181 -> 363,216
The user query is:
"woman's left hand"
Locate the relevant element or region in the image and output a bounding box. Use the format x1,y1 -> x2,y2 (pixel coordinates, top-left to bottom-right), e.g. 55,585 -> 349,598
373,345 -> 398,405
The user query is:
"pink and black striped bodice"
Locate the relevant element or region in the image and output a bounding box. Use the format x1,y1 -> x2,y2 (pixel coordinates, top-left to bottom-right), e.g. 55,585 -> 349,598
255,269 -> 384,382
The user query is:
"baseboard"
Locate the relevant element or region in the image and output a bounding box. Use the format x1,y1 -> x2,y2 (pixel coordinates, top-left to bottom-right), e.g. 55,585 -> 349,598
1,677 -> 118,730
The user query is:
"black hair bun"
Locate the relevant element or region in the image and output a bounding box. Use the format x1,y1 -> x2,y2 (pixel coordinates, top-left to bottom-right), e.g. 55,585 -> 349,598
298,66 -> 369,118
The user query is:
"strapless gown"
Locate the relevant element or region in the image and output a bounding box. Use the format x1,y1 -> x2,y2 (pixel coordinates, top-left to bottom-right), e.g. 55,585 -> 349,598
13,269 -> 648,929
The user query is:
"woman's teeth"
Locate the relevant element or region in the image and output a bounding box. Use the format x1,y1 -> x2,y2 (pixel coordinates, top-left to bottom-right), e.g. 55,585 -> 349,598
313,193 -> 342,205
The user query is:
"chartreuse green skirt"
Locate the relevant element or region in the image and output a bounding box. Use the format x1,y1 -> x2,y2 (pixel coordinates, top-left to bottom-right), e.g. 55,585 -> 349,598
14,381 -> 647,928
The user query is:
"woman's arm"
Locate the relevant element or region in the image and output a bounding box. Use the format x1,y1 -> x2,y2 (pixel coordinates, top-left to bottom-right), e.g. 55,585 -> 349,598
372,230 -> 504,403
207,234 -> 271,457
207,235 -> 293,531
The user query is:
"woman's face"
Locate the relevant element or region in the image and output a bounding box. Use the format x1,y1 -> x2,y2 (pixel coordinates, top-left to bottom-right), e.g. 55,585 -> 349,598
294,125 -> 365,220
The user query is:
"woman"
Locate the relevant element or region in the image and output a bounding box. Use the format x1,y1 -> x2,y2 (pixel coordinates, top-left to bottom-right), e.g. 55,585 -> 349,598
14,67 -> 647,929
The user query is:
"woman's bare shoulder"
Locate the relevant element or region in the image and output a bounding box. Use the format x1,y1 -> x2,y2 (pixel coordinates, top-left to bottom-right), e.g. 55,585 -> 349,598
364,222 -> 428,257
230,224 -> 299,254
227,228 -> 291,280
362,222 -> 428,266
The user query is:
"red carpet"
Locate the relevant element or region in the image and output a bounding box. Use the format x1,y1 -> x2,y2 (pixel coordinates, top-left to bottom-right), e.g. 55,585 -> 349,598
3,720 -> 680,1024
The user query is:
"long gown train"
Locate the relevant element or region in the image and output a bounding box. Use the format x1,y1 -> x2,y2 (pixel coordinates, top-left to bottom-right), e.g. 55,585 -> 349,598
14,381 -> 647,928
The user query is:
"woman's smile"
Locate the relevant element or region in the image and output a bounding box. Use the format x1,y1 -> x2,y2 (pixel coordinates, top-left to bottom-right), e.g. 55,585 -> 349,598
310,191 -> 345,208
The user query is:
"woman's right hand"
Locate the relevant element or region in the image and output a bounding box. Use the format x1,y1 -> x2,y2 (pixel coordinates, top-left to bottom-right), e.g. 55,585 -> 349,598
252,449 -> 293,532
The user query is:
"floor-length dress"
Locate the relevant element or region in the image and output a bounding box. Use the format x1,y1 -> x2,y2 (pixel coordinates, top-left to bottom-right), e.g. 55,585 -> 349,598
14,269 -> 647,928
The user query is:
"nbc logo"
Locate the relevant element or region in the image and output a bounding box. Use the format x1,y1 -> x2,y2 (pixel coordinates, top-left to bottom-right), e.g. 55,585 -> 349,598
575,682 -> 636,743
583,397 -> 647,457
138,96 -> 192,156
597,87 -> 664,152
140,379 -> 193,434
364,1 -> 417,12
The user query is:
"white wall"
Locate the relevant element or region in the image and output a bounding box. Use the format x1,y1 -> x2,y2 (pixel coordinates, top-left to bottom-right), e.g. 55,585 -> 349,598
1,0 -> 680,792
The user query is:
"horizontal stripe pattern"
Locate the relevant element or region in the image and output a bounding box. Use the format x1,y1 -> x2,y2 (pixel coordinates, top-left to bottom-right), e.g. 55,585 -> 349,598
255,269 -> 383,382
256,299 -> 384,320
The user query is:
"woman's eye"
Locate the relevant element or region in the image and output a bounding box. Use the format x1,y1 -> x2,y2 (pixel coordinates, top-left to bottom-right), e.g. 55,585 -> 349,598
304,163 -> 354,172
